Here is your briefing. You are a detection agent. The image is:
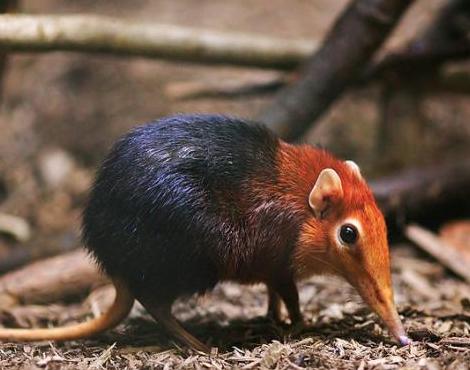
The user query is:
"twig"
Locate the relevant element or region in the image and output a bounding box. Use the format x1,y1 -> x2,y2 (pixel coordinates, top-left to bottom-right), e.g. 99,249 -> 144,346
438,337 -> 470,346
362,45 -> 470,85
0,14 -> 315,69
164,73 -> 289,100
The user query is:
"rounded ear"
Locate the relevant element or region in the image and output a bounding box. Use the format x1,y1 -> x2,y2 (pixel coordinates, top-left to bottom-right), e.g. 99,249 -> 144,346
308,168 -> 343,218
345,160 -> 362,179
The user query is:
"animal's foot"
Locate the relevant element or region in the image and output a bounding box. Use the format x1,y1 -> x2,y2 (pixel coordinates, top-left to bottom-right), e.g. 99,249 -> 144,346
287,319 -> 307,336
266,307 -> 286,327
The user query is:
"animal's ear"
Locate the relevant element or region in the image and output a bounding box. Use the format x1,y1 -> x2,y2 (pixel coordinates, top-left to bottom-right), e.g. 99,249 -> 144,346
345,160 -> 362,179
308,168 -> 343,218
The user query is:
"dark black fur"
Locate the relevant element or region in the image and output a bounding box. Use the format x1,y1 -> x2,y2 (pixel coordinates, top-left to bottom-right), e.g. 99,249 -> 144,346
82,114 -> 303,304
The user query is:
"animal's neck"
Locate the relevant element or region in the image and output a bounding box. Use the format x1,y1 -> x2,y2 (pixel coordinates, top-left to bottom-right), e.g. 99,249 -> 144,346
275,142 -> 347,280
275,143 -> 332,202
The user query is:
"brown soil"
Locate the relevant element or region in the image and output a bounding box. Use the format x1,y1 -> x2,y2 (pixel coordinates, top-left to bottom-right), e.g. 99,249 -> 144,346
0,245 -> 469,369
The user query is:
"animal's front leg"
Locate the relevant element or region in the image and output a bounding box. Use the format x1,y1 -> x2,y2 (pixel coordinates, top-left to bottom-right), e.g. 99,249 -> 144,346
267,276 -> 304,330
273,278 -> 302,326
266,286 -> 283,324
275,279 -> 307,336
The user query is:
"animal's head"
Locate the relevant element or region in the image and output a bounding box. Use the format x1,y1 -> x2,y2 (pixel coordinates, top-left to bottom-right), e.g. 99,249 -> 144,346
294,159 -> 410,346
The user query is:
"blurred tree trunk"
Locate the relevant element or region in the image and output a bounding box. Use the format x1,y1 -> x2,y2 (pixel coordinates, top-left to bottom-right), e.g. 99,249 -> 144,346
257,0 -> 413,141
374,0 -> 470,167
364,0 -> 470,84
376,85 -> 428,168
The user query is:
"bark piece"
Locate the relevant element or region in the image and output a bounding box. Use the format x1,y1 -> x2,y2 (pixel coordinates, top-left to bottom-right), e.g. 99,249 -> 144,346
405,224 -> 470,283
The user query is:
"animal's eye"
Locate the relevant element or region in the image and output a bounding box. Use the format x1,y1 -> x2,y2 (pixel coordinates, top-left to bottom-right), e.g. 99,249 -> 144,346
339,224 -> 358,245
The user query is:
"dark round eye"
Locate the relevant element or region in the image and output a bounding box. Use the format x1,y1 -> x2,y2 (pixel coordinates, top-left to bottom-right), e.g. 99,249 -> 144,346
339,224 -> 358,245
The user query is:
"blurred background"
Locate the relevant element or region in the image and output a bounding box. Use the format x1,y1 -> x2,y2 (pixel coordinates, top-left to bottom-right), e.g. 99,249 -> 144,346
1,0 -> 469,258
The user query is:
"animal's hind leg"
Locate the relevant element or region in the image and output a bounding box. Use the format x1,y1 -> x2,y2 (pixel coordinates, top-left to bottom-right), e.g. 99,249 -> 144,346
139,299 -> 210,353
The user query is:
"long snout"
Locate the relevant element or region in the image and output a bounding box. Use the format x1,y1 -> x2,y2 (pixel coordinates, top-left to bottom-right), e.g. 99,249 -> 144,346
371,297 -> 411,346
351,276 -> 411,346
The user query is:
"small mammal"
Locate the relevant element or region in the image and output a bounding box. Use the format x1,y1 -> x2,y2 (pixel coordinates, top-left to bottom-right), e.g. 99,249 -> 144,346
0,114 -> 410,351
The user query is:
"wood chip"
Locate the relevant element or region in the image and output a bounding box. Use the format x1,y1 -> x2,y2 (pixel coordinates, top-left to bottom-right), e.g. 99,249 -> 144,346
438,337 -> 470,347
0,213 -> 31,242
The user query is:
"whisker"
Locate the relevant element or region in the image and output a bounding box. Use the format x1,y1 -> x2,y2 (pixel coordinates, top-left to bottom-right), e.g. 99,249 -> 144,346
309,254 -> 343,276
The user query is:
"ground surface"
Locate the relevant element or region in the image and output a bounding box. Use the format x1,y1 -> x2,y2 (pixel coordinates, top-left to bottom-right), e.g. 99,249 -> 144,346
0,245 -> 469,369
0,0 -> 469,369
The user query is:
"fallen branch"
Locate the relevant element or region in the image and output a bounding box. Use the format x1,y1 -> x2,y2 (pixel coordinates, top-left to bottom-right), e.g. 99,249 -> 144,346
405,224 -> 470,283
257,0 -> 413,140
165,55 -> 470,102
0,249 -> 107,309
362,45 -> 470,86
164,72 -> 290,100
0,14 -> 315,69
0,11 -> 465,105
370,159 -> 470,222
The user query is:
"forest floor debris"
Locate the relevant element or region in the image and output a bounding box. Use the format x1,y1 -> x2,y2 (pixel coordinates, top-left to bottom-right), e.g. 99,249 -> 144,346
0,245 -> 468,369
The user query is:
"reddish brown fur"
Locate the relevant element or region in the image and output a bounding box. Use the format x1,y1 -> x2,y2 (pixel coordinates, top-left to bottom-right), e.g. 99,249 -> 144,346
271,142 -> 406,344
273,142 -> 384,277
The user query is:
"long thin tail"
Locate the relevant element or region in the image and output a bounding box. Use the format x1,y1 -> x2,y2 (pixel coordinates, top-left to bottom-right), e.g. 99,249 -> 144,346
0,278 -> 134,341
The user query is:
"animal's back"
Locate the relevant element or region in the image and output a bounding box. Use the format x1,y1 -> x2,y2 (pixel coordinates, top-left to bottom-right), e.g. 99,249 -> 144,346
82,114 -> 283,302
